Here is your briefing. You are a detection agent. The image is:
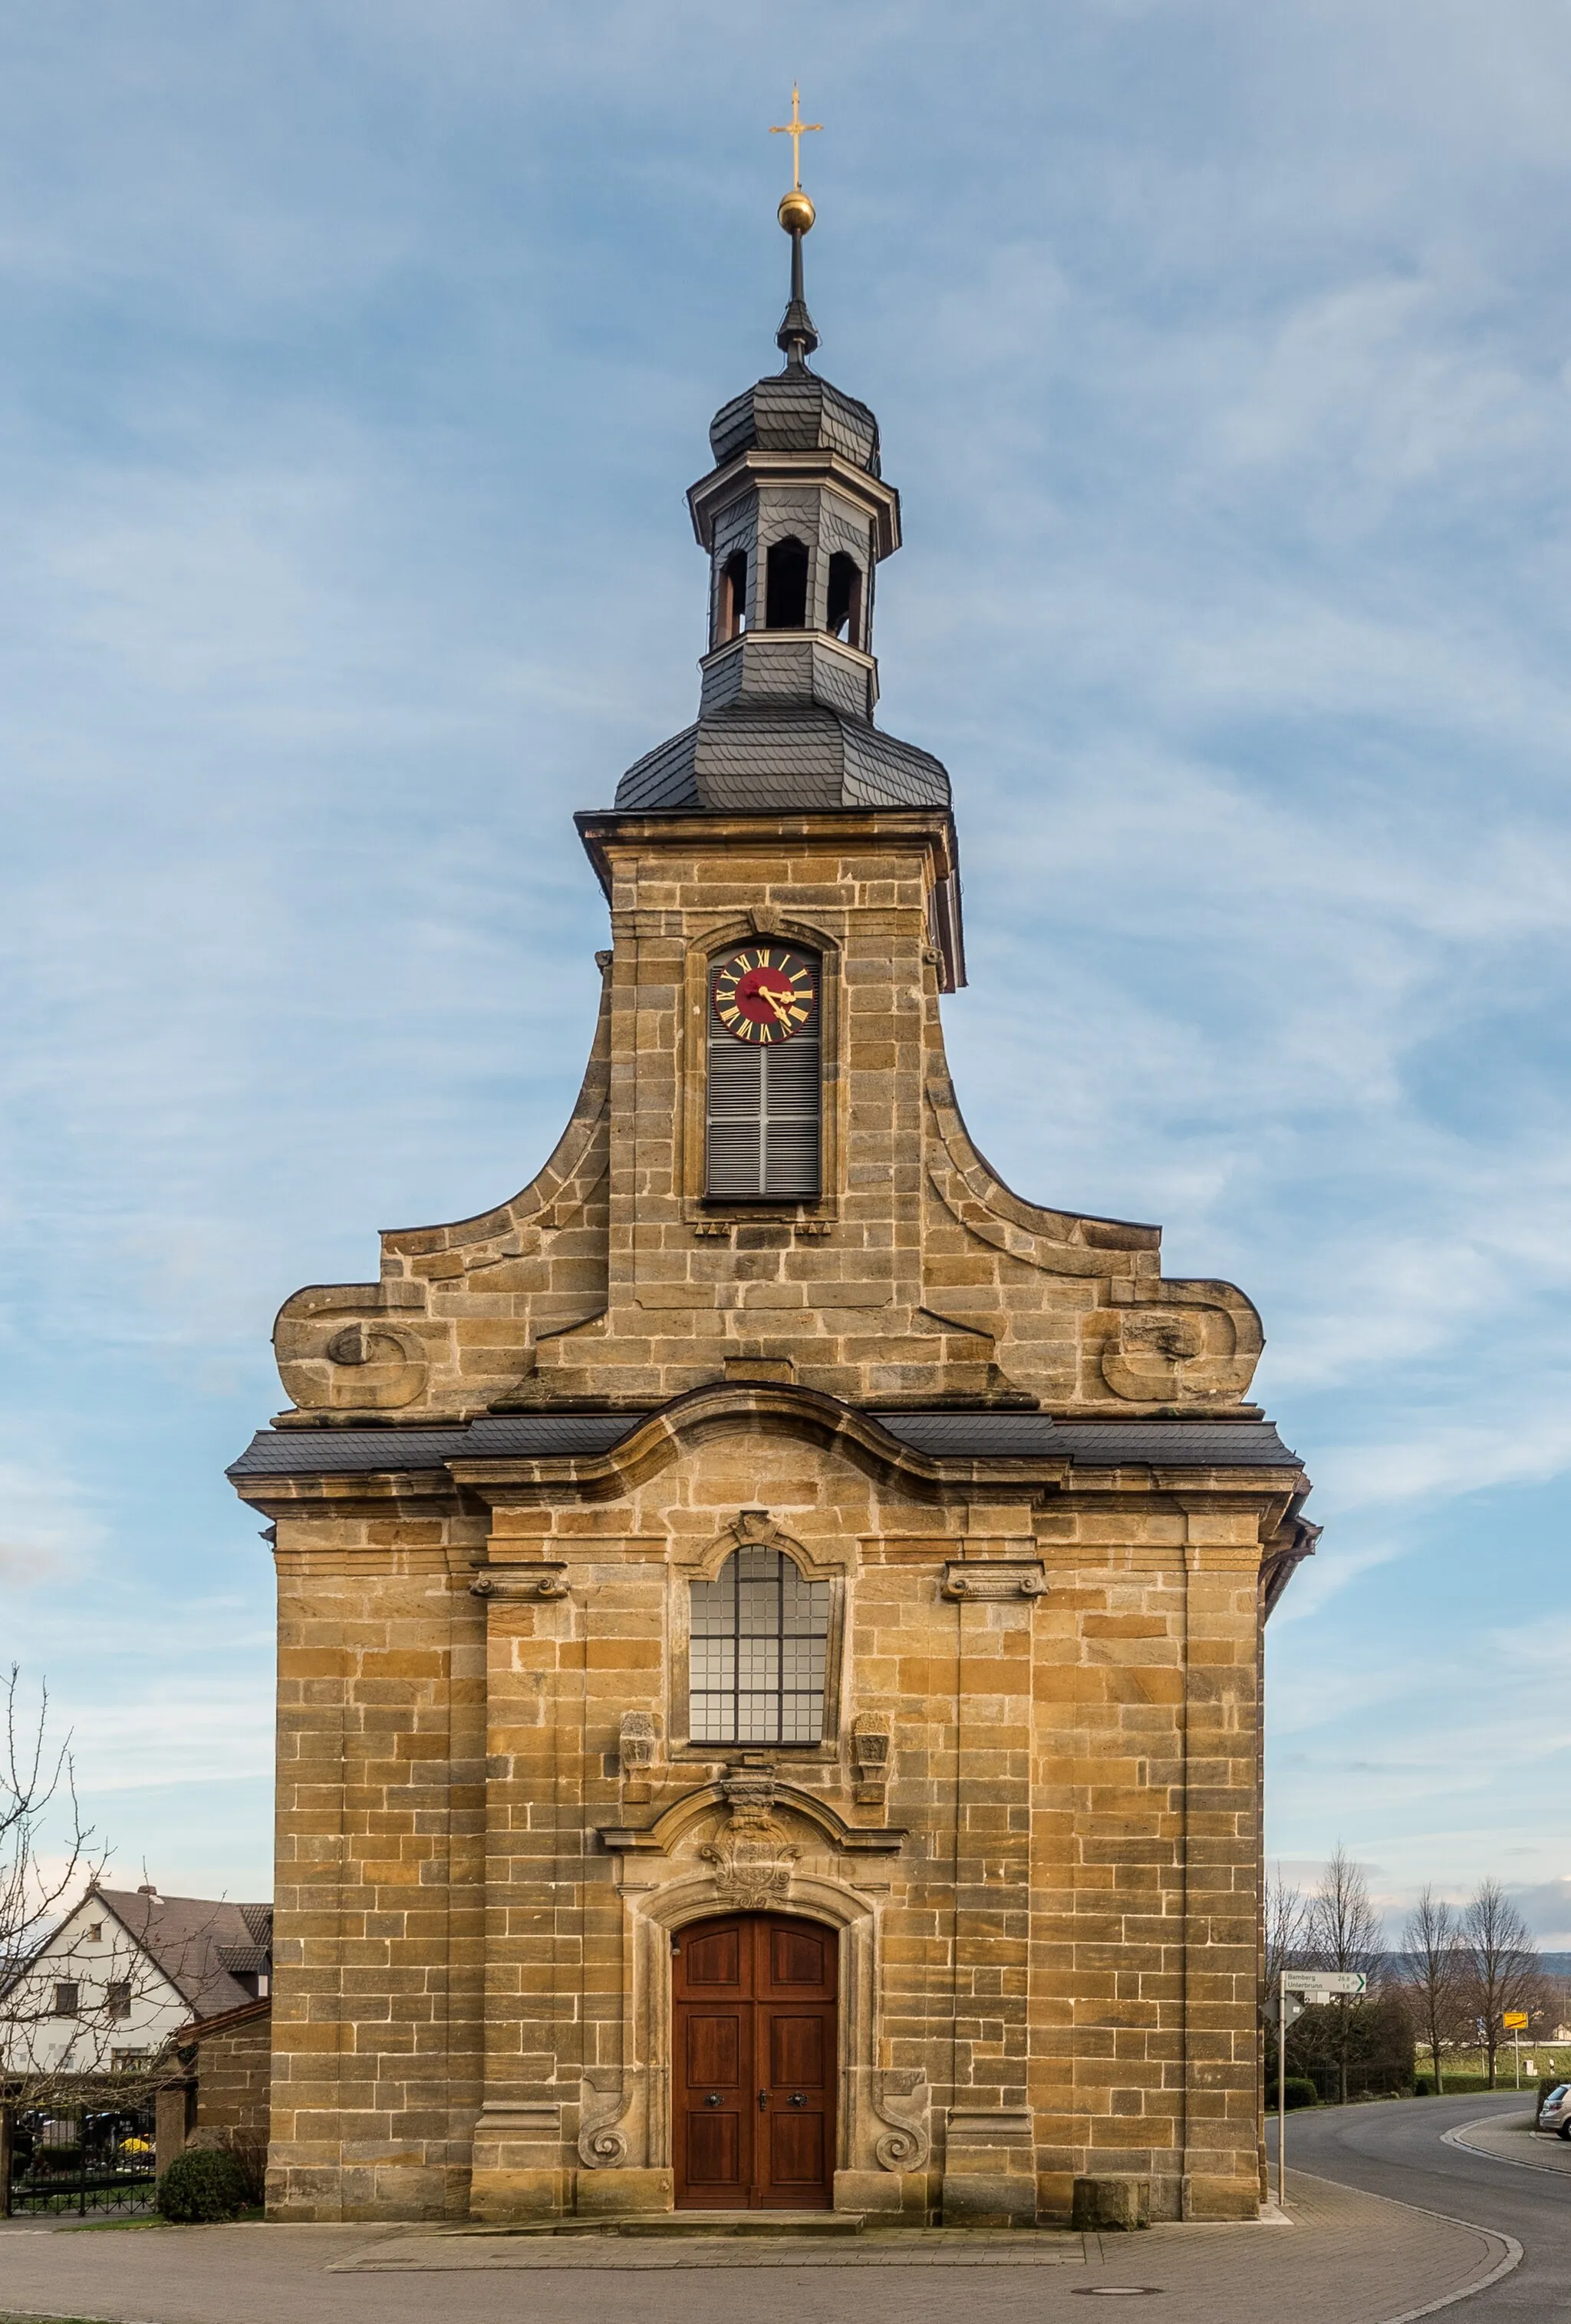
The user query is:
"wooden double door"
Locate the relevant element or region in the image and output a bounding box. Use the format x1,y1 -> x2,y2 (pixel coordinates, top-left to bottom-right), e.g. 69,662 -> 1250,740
672,1912 -> 838,2209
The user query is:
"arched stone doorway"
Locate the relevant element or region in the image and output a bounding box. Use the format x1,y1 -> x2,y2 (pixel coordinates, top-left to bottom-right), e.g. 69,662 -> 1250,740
671,1911 -> 837,2210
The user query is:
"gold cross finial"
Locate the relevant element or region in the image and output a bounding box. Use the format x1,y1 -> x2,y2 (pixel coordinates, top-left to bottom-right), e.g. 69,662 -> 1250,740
769,84 -> 822,192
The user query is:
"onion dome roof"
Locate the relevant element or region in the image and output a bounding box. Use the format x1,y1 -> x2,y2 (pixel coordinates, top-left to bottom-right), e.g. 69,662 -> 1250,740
708,371 -> 881,476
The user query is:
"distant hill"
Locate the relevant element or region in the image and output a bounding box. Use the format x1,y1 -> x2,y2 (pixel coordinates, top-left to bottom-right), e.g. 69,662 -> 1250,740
1375,1949 -> 1571,1978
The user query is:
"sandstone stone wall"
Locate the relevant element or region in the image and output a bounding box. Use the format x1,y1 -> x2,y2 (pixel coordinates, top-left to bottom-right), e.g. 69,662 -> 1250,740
265,813 -> 1261,1425
235,806 -> 1302,2230
248,1413 -> 1290,2226
267,1516 -> 489,2220
193,2006 -> 272,2144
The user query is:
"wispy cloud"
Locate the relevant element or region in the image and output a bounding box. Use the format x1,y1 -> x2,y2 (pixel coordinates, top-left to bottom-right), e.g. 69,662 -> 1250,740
2,0 -> 1571,1901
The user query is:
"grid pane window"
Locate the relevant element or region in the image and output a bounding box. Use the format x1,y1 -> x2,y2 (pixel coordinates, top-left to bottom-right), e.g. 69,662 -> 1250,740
690,1546 -> 829,1744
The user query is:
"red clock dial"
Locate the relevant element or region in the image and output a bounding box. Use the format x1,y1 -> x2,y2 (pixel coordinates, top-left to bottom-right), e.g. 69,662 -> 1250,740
711,947 -> 818,1044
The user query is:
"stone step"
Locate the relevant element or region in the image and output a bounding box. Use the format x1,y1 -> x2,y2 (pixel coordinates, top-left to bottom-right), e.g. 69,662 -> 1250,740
618,2210 -> 864,2237
502,2209 -> 865,2239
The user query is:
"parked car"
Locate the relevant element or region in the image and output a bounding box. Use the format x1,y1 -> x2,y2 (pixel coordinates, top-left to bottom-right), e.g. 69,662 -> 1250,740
1538,2083 -> 1571,2138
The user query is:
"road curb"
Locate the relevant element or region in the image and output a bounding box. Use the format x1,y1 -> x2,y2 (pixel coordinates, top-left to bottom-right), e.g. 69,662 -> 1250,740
1442,2114 -> 1571,2181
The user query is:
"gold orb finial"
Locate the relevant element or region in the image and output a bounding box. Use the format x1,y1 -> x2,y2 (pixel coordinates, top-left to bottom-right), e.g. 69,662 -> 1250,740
778,187 -> 815,236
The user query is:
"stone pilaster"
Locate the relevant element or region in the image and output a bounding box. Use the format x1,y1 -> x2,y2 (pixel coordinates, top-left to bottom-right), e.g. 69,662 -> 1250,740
940,1532 -> 1043,2226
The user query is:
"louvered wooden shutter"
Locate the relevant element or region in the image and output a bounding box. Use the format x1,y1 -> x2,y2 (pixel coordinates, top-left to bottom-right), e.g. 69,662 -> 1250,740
706,966 -> 822,1199
760,1030 -> 820,1195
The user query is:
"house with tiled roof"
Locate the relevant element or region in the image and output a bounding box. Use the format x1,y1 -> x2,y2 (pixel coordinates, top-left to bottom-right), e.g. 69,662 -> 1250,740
0,1882 -> 271,2078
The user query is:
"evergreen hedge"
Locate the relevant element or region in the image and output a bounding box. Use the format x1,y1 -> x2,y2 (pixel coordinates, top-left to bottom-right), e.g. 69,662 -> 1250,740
156,2148 -> 252,2223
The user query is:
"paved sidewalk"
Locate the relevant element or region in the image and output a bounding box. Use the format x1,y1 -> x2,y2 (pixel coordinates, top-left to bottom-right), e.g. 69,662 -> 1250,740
1445,2107 -> 1571,2177
0,2168 -> 1517,2324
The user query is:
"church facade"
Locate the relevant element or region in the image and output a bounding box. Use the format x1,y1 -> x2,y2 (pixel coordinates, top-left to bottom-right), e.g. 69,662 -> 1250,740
229,204 -> 1314,2231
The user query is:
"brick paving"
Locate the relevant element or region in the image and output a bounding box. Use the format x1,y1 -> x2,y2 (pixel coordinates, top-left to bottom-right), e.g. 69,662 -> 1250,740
0,2168 -> 1517,2324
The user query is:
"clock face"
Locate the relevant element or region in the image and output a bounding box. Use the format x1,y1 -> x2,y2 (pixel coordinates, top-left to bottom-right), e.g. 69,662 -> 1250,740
711,947 -> 818,1044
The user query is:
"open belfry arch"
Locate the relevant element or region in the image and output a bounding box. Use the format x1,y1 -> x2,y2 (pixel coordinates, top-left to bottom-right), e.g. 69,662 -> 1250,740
230,117 -> 1316,2231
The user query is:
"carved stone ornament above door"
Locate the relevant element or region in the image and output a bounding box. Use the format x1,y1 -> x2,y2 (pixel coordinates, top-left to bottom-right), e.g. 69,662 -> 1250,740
697,1777 -> 802,1909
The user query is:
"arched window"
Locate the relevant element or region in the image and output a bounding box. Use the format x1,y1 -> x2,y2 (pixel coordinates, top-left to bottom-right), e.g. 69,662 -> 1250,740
719,549 -> 748,642
706,946 -> 822,1200
826,552 -> 862,648
764,536 -> 809,629
690,1546 -> 830,1744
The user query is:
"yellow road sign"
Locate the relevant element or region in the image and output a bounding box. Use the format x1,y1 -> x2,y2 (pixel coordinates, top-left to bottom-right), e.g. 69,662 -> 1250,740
1503,2011 -> 1529,2029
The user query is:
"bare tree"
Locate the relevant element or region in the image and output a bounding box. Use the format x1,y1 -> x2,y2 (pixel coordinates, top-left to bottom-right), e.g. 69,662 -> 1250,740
1265,1865 -> 1309,1995
1401,1887 -> 1464,2093
1460,1880 -> 1540,2089
1307,1844 -> 1384,2105
1,1666 -> 99,1993
0,1666 -> 161,2105
1261,1865 -> 1310,2091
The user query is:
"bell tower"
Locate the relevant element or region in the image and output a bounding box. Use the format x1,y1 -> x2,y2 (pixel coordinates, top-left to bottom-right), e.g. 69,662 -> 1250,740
614,182 -> 963,977
232,107 -> 1314,2237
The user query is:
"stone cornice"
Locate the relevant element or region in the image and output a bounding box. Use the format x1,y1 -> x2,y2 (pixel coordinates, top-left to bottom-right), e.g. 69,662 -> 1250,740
230,1381 -> 1309,1541
443,1381 -> 1069,1505
595,1774 -> 907,1861
687,447 -> 901,557
574,805 -> 960,903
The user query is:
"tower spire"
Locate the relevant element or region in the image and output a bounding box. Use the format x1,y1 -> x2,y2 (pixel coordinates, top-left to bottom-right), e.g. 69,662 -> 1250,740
771,84 -> 821,368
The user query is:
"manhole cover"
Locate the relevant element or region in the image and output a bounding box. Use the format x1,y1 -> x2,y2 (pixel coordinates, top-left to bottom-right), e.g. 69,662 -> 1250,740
1071,2293 -> 1162,2300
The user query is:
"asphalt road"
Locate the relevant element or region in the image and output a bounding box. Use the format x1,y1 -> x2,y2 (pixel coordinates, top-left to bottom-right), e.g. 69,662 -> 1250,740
1273,2091 -> 1566,2318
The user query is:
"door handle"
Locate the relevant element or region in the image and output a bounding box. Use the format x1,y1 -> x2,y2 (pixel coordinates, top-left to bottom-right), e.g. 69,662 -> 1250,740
789,2092 -> 805,2107
758,2088 -> 768,2111
704,2095 -> 721,2108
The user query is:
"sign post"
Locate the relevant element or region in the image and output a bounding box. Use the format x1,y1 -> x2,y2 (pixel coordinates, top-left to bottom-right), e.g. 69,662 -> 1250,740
1504,2011 -> 1528,2088
1276,1972 -> 1368,2210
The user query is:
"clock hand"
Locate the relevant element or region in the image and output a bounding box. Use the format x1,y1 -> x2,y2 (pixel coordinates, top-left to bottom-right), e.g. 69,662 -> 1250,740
757,984 -> 795,1027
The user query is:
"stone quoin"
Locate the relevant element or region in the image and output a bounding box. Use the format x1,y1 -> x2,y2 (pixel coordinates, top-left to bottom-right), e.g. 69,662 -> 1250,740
229,154 -> 1316,2230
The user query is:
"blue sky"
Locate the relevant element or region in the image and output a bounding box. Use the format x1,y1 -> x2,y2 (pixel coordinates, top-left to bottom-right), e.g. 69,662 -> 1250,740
4,0 -> 1571,1940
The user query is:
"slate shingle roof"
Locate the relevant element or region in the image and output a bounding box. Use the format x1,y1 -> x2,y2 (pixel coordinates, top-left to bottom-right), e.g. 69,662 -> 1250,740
229,1412 -> 1301,1477
709,368 -> 881,473
614,704 -> 951,815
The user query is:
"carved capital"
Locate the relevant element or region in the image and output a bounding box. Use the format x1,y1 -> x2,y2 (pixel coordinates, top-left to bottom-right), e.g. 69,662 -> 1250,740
469,1564 -> 571,1601
619,1710 -> 659,1805
851,1711 -> 891,1806
940,1561 -> 1048,1602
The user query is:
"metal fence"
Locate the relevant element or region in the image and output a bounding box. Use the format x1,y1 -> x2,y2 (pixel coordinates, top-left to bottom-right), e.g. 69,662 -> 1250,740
5,2100 -> 158,2217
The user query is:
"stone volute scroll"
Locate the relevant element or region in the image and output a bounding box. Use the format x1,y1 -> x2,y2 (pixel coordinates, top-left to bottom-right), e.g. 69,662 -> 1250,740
872,2068 -> 932,2171
922,1063 -> 1266,1408
576,2066 -> 632,2169
1100,1277 -> 1264,1403
698,1776 -> 802,1908
274,1290 -> 430,1413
